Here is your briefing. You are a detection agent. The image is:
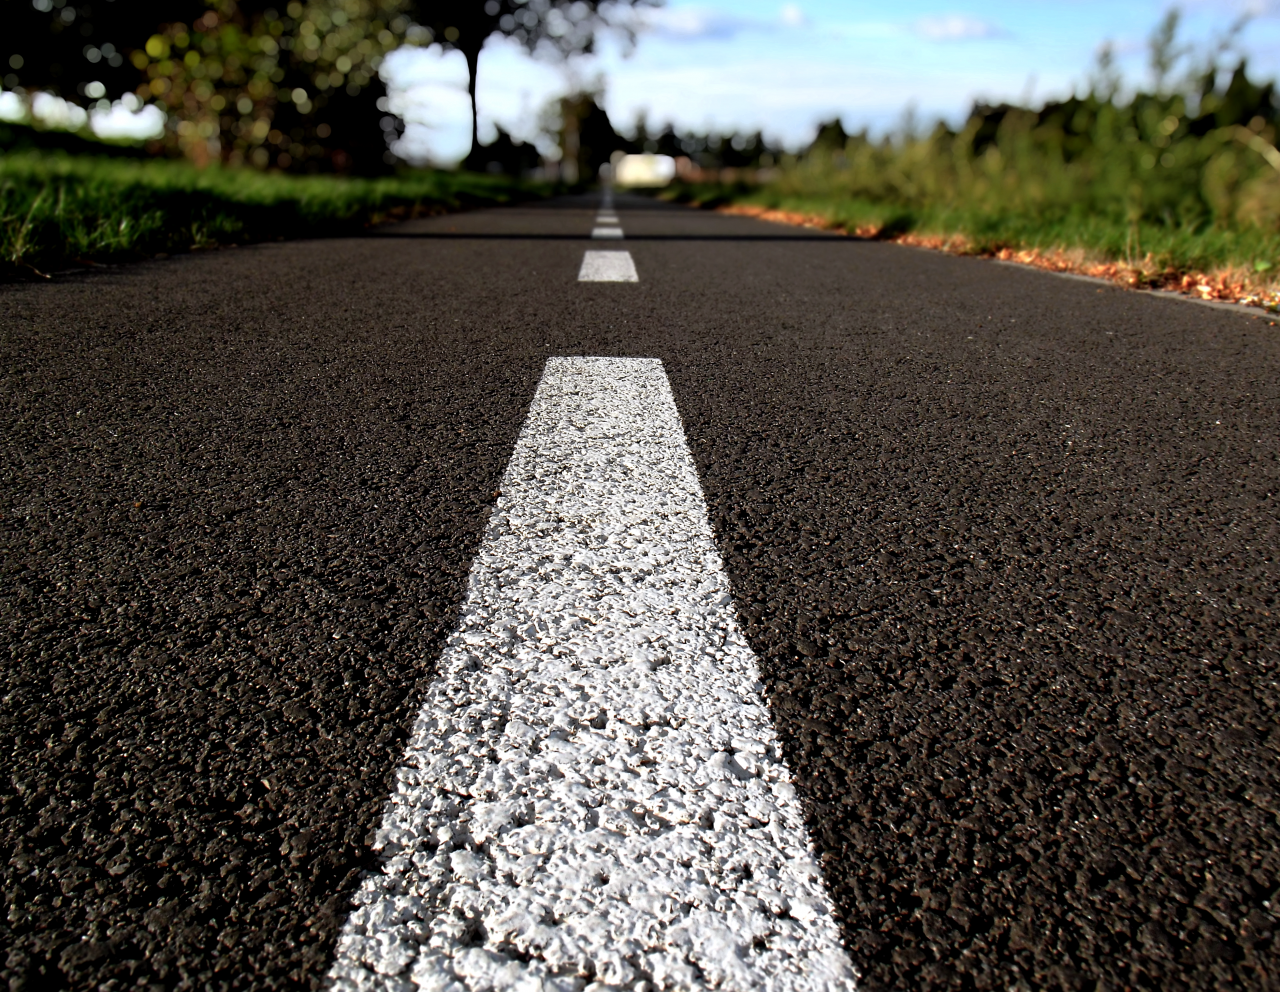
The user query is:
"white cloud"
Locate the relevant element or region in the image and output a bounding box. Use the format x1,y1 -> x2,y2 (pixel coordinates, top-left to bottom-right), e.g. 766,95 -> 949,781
1197,0 -> 1279,15
634,4 -> 810,41
89,100 -> 165,140
598,48 -> 1082,148
780,4 -> 808,28
637,7 -> 755,41
913,14 -> 1006,41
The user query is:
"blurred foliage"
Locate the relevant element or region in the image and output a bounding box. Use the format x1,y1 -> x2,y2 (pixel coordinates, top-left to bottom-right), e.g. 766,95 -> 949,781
132,0 -> 416,170
795,62 -> 1277,242
1,0 -> 185,103
0,119 -> 152,158
0,149 -> 545,276
467,125 -> 542,177
5,0 -> 417,172
536,86 -> 621,183
669,51 -> 1280,280
632,117 -> 783,170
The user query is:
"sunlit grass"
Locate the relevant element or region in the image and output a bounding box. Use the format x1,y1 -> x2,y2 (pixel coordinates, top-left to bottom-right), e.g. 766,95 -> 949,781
0,152 -> 544,276
664,96 -> 1280,284
678,187 -> 1280,277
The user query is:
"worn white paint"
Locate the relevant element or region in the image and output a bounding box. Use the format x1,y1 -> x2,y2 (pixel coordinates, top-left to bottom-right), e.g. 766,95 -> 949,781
328,358 -> 856,992
577,251 -> 639,282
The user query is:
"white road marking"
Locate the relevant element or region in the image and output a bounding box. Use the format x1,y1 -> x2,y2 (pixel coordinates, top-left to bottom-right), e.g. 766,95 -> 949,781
578,251 -> 639,282
596,213 -> 619,225
328,357 -> 857,992
591,226 -> 625,240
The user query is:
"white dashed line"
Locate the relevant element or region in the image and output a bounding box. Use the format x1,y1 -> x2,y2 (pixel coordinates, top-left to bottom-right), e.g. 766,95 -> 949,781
591,226 -> 625,240
328,357 -> 856,992
596,213 -> 620,225
578,251 -> 639,282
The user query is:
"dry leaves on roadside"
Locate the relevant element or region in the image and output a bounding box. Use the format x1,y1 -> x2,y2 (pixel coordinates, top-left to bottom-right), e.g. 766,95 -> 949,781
716,203 -> 1280,314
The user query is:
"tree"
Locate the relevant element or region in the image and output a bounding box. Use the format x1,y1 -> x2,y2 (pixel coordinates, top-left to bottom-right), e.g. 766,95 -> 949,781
2,0 -> 204,102
133,0 -> 417,172
408,0 -> 660,160
541,86 -> 624,181
6,0 -> 417,173
807,118 -> 847,156
1088,41 -> 1121,102
1148,7 -> 1187,95
467,124 -> 541,175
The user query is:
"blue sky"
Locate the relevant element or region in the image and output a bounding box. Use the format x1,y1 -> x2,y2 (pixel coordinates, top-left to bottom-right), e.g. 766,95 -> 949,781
383,0 -> 1280,164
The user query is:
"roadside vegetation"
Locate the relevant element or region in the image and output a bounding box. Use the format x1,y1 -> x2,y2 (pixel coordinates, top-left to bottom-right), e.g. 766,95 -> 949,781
0,0 -> 633,279
0,143 -> 540,278
661,13 -> 1280,310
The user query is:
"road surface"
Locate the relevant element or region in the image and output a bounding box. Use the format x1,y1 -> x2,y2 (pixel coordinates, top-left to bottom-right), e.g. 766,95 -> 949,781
2,193 -> 1277,991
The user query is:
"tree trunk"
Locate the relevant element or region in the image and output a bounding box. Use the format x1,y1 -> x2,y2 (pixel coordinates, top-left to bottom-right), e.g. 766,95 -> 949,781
464,45 -> 480,160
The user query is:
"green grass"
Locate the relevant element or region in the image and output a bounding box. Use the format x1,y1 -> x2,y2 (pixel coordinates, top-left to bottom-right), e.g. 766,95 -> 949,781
662,96 -> 1280,286
0,152 -> 547,277
669,184 -> 1280,279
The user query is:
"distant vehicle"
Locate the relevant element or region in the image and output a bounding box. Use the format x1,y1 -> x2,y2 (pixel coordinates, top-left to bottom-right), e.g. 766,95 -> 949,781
611,153 -> 676,188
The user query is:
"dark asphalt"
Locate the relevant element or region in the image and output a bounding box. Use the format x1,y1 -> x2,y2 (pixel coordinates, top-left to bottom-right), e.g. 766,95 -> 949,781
2,193 -> 1277,991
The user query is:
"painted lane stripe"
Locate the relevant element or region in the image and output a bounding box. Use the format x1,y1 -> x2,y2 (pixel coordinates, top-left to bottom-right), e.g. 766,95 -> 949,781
591,226 -> 625,240
328,357 -> 856,992
596,213 -> 620,225
578,251 -> 639,282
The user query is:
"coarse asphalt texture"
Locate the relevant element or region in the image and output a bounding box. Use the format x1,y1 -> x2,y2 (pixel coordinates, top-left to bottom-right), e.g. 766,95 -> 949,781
2,192 -> 1278,992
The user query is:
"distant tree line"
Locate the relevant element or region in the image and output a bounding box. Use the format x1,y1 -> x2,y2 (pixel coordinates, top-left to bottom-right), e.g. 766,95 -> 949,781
466,88 -> 789,183
763,10 -> 1280,251
801,9 -> 1275,165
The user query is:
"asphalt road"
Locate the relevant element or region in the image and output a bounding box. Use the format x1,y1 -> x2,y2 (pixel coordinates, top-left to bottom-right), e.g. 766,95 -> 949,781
2,193 -> 1278,991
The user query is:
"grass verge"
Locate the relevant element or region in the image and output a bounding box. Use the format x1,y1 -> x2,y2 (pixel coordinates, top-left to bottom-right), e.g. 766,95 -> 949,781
1,152 -> 548,279
661,182 -> 1280,313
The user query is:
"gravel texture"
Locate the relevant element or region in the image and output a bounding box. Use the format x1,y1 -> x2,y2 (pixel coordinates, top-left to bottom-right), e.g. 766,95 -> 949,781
655,240 -> 1280,991
2,193 -> 1277,991
329,357 -> 852,992
0,231 -> 552,990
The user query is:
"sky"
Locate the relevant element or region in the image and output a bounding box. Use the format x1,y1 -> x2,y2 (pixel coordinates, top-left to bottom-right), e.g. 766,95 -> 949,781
384,0 -> 1280,164
1,0 -> 1275,155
